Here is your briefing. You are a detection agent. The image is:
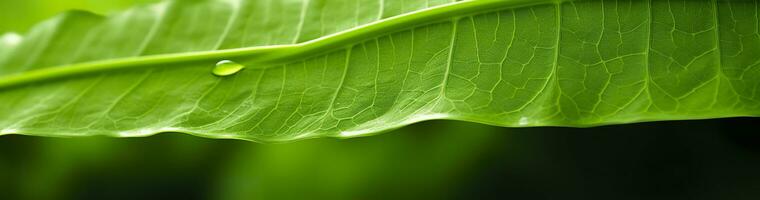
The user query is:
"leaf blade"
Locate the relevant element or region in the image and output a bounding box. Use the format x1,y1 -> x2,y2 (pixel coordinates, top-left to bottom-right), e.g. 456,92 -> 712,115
1,0 -> 759,142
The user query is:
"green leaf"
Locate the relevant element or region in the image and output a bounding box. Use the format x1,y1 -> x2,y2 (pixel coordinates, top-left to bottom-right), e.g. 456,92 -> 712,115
0,0 -> 758,142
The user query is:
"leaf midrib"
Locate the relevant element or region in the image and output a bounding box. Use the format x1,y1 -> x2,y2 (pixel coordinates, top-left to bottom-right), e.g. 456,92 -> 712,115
0,0 -> 565,90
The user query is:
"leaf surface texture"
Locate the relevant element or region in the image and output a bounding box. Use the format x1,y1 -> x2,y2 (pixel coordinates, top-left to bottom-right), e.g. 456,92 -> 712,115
0,0 -> 759,141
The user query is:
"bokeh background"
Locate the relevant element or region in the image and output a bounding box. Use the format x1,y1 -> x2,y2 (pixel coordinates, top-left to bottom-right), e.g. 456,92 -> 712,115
1,1 -> 759,199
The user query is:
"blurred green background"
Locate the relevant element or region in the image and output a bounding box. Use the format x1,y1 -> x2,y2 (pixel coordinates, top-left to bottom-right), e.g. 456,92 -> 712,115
1,1 -> 759,199
0,0 -> 157,33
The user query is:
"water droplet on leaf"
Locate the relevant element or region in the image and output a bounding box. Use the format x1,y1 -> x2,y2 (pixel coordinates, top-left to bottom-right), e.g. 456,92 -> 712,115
212,60 -> 245,76
0,33 -> 23,46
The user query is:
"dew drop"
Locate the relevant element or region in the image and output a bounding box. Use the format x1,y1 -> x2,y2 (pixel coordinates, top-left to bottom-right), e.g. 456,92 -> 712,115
212,60 -> 245,76
1,33 -> 22,46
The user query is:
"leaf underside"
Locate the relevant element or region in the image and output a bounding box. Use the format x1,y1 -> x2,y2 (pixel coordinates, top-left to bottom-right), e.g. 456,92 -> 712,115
0,0 -> 758,142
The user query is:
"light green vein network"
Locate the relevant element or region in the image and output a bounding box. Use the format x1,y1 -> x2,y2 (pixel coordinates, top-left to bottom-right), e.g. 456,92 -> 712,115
0,0 -> 758,142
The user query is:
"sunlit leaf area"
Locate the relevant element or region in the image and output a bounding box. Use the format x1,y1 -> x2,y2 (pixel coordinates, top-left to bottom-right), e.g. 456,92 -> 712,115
1,0 -> 759,199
